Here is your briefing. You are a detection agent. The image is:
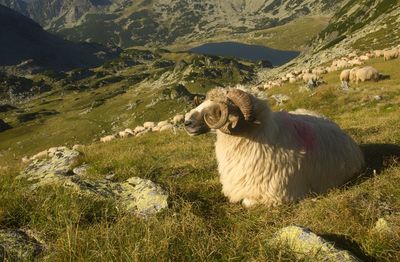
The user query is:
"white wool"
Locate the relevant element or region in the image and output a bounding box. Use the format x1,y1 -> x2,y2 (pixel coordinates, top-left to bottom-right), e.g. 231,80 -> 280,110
213,95 -> 364,207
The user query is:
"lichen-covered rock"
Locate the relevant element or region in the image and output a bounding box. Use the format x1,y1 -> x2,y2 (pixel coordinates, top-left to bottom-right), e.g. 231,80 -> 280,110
0,229 -> 43,260
270,226 -> 360,262
19,147 -> 168,216
19,147 -> 80,188
116,177 -> 168,215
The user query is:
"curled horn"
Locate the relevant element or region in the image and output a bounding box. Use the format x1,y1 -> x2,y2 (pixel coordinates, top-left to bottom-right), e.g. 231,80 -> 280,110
194,96 -> 201,106
226,89 -> 254,121
204,103 -> 229,129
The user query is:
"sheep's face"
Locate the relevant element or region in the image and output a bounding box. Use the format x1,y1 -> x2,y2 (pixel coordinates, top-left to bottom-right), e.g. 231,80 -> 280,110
184,100 -> 213,136
185,88 -> 255,136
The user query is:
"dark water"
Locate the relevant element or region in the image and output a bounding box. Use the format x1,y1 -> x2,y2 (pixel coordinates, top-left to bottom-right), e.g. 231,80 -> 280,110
189,41 -> 300,67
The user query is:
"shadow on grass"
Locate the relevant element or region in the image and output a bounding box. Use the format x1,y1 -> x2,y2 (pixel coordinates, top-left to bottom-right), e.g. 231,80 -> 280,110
360,143 -> 400,174
320,233 -> 376,262
346,143 -> 400,188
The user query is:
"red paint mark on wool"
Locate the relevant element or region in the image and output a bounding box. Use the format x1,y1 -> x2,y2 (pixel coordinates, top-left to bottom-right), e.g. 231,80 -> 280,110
283,112 -> 316,152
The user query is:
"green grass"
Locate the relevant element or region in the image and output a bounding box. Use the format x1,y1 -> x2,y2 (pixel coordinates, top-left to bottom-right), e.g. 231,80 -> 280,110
1,57 -> 400,261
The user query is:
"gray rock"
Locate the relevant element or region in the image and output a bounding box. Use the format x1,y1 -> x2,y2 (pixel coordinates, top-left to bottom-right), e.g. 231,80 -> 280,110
271,94 -> 290,106
0,229 -> 43,261
19,147 -> 80,188
73,164 -> 88,176
115,177 -> 168,216
19,147 -> 168,216
270,226 -> 360,262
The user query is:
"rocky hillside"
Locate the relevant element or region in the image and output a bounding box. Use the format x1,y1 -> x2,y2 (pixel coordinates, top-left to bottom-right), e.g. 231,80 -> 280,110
0,5 -> 120,73
2,0 -> 349,48
260,0 -> 400,80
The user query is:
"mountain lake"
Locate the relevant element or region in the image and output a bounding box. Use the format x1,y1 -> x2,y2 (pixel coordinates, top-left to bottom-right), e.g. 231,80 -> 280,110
189,41 -> 300,67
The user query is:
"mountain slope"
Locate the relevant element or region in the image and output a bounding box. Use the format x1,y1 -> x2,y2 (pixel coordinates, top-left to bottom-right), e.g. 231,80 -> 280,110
0,5 -> 119,72
2,0 -> 349,48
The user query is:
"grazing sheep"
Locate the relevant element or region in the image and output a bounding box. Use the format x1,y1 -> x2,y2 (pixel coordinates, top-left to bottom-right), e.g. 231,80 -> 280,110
289,77 -> 297,84
302,73 -> 319,83
118,130 -> 132,138
152,126 -> 161,132
340,69 -> 351,89
374,50 -> 384,57
100,135 -> 116,143
143,122 -> 156,129
184,88 -> 364,207
312,68 -> 327,75
157,120 -> 170,128
348,59 -> 363,66
31,150 -> 48,160
359,55 -> 369,61
160,124 -> 174,132
134,126 -> 146,133
124,128 -> 134,135
172,114 -> 185,125
353,66 -> 380,84
349,67 -> 361,83
384,49 -> 399,61
72,144 -> 84,151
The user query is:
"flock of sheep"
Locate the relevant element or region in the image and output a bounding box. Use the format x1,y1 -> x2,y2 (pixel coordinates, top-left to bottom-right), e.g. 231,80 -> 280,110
260,45 -> 400,90
99,114 -> 185,143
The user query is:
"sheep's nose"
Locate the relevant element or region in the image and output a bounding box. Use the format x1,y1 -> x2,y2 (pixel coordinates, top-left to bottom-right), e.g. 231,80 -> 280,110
184,120 -> 193,127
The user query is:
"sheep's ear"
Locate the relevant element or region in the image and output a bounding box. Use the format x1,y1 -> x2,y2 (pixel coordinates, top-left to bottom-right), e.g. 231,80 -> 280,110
194,96 -> 201,106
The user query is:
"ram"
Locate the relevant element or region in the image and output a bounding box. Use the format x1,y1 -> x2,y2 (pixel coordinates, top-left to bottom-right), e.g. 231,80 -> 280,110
185,88 -> 364,207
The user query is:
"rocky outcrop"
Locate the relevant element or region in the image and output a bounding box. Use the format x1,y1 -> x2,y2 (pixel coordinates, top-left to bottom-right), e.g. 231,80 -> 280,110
19,147 -> 168,216
270,226 -> 360,262
0,229 -> 44,261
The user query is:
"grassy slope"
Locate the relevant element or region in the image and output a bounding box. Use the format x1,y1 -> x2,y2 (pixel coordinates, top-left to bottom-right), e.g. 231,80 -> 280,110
0,50 -> 252,165
1,57 -> 400,260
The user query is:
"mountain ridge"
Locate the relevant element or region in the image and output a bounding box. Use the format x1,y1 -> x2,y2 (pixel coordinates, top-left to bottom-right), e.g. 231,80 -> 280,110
0,4 -> 120,72
1,0 -> 349,48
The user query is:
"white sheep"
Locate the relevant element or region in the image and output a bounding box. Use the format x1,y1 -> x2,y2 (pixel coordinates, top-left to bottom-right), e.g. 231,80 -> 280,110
160,124 -> 174,132
302,73 -> 319,83
31,150 -> 48,160
384,49 -> 399,61
349,67 -> 361,83
124,128 -> 134,135
311,68 -> 327,75
289,77 -> 297,84
134,126 -> 146,133
185,88 -> 364,207
157,120 -> 170,128
172,114 -> 185,125
143,122 -> 155,129
100,135 -> 116,143
118,130 -> 132,138
340,69 -> 351,89
359,55 -> 369,61
374,50 -> 384,57
352,66 -> 380,84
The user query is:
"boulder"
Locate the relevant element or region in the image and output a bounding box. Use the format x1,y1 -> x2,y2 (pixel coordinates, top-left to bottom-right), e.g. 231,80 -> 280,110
19,147 -> 168,216
270,226 -> 360,262
0,229 -> 43,260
